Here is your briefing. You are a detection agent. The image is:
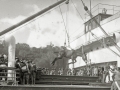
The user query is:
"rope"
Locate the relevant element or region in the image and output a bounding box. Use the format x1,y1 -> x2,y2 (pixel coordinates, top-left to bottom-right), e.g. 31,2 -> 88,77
63,0 -> 87,44
67,0 -> 87,41
66,1 -> 71,48
58,0 -> 68,47
71,0 -> 85,22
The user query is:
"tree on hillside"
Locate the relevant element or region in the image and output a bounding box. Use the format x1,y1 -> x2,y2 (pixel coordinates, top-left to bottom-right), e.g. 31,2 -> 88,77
0,42 -> 69,71
16,43 -> 30,58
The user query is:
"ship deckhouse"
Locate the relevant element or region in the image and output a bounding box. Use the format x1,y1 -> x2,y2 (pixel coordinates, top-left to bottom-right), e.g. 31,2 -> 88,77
73,3 -> 120,68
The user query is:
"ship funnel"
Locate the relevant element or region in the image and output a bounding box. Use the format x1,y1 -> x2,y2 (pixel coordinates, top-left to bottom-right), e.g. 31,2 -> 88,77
113,32 -> 120,43
5,35 -> 16,84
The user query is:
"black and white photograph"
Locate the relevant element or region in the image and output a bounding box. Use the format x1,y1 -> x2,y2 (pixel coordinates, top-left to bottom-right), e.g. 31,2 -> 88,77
0,0 -> 120,90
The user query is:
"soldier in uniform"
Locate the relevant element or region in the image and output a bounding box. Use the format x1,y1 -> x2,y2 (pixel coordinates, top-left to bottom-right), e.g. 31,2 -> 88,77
0,54 -> 7,81
15,57 -> 23,84
94,66 -> 98,76
71,68 -> 76,76
46,68 -> 49,75
110,66 -> 120,90
67,68 -> 72,76
31,62 -> 37,84
60,68 -> 63,75
22,60 -> 30,85
58,68 -> 61,75
104,63 -> 110,83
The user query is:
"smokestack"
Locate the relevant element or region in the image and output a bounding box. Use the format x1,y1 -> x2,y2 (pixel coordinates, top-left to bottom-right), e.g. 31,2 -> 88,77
5,35 -> 16,84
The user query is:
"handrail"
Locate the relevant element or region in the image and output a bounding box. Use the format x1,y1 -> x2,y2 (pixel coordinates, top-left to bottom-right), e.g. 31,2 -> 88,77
99,3 -> 120,8
0,72 -> 20,74
75,33 -> 114,49
0,67 -> 16,70
0,66 -> 20,85
0,76 -> 19,78
85,3 -> 120,20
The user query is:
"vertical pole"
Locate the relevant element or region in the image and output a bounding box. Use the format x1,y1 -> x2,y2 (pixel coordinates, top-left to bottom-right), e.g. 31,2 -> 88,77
88,0 -> 91,63
5,35 -> 16,84
90,0 -> 91,13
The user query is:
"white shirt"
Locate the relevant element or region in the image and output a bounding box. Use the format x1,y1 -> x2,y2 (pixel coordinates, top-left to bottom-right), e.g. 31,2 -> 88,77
111,69 -> 120,81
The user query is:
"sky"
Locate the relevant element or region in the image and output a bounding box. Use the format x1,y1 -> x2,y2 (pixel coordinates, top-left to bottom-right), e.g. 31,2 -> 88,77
0,0 -> 120,48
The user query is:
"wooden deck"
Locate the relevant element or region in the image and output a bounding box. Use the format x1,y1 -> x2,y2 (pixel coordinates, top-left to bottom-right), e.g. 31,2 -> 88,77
36,75 -> 100,85
0,72 -> 111,90
0,85 -> 111,90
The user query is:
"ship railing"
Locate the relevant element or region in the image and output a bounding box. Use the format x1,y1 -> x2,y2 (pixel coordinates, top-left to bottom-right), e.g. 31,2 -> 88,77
85,3 -> 120,21
0,67 -> 20,86
75,32 -> 114,49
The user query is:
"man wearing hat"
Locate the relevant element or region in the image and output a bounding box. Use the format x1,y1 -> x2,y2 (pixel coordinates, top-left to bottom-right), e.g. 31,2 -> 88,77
15,57 -> 23,84
31,61 -> 37,84
28,59 -> 35,84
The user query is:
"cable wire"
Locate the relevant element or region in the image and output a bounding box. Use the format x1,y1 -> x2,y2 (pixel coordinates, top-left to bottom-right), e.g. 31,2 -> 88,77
58,0 -> 69,47
71,0 -> 85,22
66,2 -> 70,47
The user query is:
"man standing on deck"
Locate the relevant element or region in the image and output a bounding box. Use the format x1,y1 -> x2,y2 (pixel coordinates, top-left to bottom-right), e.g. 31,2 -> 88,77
110,66 -> 120,90
31,61 -> 37,84
103,63 -> 110,83
15,57 -> 23,84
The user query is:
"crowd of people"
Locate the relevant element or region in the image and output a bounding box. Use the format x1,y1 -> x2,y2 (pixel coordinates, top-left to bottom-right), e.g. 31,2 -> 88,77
38,65 -> 110,82
0,54 -> 120,89
15,57 -> 37,85
0,54 -> 37,85
37,68 -> 62,75
38,64 -> 119,80
38,66 -> 103,78
37,64 -> 120,89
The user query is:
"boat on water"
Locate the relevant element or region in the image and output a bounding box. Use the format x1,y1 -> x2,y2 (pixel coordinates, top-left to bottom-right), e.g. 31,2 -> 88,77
0,0 -> 120,90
